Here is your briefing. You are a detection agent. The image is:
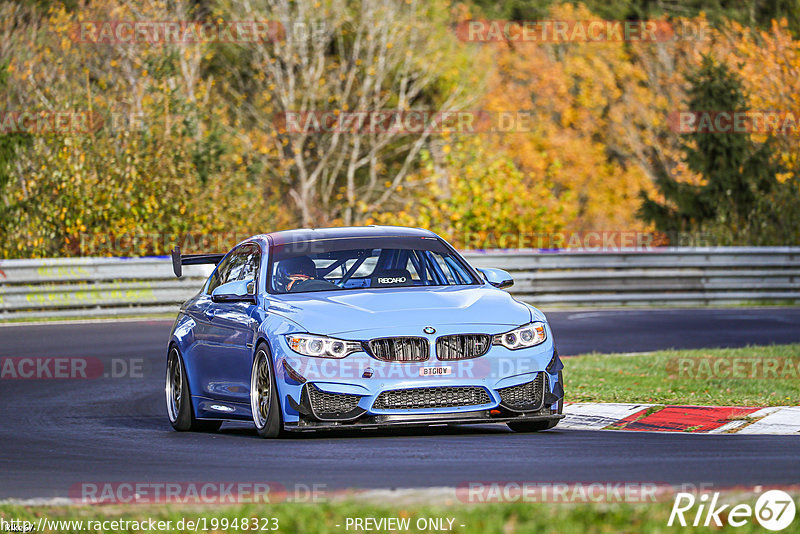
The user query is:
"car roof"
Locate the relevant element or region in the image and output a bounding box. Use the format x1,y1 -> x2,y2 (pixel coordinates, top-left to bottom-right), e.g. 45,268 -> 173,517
256,225 -> 438,245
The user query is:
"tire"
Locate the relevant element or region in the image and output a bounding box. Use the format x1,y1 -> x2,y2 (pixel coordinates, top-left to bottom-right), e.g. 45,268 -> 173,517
166,346 -> 222,432
507,371 -> 563,433
250,343 -> 285,438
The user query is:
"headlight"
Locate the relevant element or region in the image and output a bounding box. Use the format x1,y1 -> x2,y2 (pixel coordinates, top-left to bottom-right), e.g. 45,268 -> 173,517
284,334 -> 362,358
493,322 -> 547,350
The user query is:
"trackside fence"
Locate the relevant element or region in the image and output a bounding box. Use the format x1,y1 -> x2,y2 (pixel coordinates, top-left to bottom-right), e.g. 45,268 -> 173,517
0,248 -> 798,319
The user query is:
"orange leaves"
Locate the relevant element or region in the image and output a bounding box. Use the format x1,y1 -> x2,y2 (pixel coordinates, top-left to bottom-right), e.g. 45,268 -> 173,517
2,0 -> 799,257
476,3 -> 655,233
705,19 -> 800,175
369,137 -> 567,247
466,4 -> 800,235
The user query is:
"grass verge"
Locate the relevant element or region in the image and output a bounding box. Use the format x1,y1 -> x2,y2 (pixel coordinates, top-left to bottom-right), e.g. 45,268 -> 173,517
565,344 -> 800,406
0,493 -> 791,534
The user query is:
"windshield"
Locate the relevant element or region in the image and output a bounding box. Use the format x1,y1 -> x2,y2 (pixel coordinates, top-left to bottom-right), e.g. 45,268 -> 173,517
268,237 -> 478,294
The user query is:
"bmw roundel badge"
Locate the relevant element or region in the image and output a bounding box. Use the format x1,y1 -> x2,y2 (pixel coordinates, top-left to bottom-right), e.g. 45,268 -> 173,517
423,326 -> 436,334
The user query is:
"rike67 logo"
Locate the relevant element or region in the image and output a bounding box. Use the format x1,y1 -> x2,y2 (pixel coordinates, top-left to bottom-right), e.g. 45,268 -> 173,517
669,490 -> 796,531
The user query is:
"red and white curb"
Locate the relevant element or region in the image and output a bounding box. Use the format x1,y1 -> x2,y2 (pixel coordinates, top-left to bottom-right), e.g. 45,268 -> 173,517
561,403 -> 800,435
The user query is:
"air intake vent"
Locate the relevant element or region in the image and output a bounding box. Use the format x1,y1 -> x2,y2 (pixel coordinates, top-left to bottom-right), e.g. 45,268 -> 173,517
306,384 -> 362,418
436,334 -> 491,360
497,373 -> 547,412
372,386 -> 491,410
367,337 -> 429,362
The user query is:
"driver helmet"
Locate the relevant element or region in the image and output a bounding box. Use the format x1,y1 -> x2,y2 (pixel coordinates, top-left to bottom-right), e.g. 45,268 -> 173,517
275,256 -> 317,292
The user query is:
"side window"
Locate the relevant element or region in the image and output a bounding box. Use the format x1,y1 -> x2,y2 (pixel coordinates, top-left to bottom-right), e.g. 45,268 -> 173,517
207,244 -> 261,295
225,248 -> 249,282
232,244 -> 260,282
206,252 -> 234,295
444,256 -> 471,284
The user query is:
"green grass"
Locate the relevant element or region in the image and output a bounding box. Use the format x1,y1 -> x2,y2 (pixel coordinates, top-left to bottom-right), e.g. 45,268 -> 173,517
0,494 -> 789,534
566,344 -> 800,406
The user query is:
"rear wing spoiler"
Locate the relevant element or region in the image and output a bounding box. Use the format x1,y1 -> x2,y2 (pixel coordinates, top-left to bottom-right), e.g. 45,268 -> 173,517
171,246 -> 225,278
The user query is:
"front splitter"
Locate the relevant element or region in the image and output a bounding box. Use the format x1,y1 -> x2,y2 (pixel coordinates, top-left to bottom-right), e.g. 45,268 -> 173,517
284,412 -> 564,432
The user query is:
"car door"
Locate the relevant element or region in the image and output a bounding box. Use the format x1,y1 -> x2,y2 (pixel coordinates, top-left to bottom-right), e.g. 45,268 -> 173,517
182,248 -> 233,373
187,250 -> 234,399
200,244 -> 262,405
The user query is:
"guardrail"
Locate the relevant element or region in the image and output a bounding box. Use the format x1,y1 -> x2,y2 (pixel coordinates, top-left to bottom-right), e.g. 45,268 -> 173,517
463,247 -> 800,307
1,247 -> 798,319
0,257 -> 214,320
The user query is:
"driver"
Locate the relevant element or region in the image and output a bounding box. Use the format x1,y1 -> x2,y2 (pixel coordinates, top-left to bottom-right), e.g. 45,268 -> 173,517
275,256 -> 317,292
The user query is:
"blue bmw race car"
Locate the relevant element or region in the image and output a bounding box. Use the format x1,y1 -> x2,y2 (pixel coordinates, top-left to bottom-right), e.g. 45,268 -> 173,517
166,226 -> 565,438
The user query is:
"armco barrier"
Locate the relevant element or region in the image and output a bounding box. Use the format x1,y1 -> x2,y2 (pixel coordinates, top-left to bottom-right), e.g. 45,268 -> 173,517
462,247 -> 800,307
0,247 -> 798,319
0,257 -> 214,319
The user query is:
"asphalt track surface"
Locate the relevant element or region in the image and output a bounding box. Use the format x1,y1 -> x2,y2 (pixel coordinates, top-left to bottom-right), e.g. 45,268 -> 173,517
1,308 -> 800,500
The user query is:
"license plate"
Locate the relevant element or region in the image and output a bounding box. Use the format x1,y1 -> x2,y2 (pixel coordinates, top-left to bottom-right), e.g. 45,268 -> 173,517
420,366 -> 452,377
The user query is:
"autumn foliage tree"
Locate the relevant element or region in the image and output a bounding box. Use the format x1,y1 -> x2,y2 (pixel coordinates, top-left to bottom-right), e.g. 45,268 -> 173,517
224,0 -> 480,227
1,0 -> 799,258
639,56 -> 800,244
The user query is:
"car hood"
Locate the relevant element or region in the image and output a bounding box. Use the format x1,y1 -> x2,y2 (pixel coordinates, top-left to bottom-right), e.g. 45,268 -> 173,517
265,285 -> 535,335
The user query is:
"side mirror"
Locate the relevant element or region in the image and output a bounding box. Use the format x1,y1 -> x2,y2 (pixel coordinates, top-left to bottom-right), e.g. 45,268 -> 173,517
477,268 -> 514,289
212,279 -> 256,303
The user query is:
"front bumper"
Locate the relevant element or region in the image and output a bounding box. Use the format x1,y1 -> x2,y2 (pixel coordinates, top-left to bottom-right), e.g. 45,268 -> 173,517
274,325 -> 564,428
